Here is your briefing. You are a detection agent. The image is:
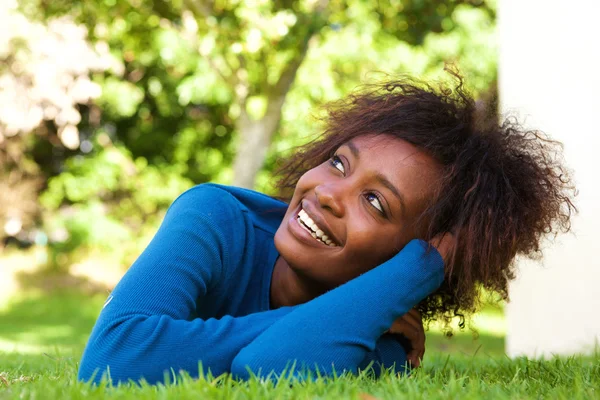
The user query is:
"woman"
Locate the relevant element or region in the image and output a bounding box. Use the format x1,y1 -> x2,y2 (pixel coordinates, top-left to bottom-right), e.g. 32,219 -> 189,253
78,76 -> 575,385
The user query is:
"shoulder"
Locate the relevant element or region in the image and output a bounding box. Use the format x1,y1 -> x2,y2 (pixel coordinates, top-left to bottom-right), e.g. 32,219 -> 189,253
170,183 -> 287,234
161,185 -> 252,268
158,184 -> 250,250
167,183 -> 247,221
162,184 -> 285,281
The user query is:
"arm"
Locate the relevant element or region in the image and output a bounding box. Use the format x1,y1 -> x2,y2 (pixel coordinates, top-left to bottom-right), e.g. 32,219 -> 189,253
358,308 -> 428,376
79,185 -> 442,384
78,185 -> 297,385
230,239 -> 444,380
357,334 -> 410,377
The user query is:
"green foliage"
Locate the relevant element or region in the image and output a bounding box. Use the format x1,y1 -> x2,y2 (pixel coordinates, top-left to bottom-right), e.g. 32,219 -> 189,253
2,288 -> 596,399
97,78 -> 145,118
8,0 -> 498,268
40,140 -> 192,269
263,2 -> 497,192
2,345 -> 600,399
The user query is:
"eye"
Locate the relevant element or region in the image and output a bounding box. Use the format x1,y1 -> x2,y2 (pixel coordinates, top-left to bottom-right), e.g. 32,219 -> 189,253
365,192 -> 385,215
329,155 -> 345,174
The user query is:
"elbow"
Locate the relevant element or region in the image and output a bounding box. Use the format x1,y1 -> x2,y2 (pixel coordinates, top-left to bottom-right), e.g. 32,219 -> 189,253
78,339 -> 137,385
78,318 -> 149,385
78,346 -> 115,385
78,340 -> 152,385
231,348 -> 290,381
231,348 -> 318,382
78,356 -> 148,386
230,348 -> 260,380
79,324 -> 117,385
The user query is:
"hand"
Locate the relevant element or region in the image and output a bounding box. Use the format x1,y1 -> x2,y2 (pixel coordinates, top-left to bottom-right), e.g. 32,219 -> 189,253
429,232 -> 455,266
387,308 -> 426,368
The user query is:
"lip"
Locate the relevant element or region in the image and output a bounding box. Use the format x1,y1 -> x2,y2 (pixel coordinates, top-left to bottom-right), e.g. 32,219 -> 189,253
287,203 -> 341,249
300,200 -> 341,246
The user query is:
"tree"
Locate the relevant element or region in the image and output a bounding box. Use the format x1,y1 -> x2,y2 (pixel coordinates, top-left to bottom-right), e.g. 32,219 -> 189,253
34,0 -> 495,189
9,0 -> 497,267
0,0 -> 111,244
173,0 -> 496,188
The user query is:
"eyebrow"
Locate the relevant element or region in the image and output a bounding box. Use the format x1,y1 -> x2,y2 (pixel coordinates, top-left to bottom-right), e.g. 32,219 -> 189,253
341,141 -> 407,213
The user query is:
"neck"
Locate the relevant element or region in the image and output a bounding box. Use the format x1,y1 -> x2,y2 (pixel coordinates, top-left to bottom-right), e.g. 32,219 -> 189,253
270,256 -> 324,309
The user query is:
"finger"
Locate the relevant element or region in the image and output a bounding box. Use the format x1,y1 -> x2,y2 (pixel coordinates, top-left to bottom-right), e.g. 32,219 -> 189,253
407,350 -> 421,368
397,330 -> 425,362
406,308 -> 422,321
414,335 -> 426,361
396,314 -> 424,331
390,320 -> 420,340
401,312 -> 422,331
402,308 -> 423,327
408,323 -> 425,359
389,317 -> 426,356
389,318 -> 411,332
389,320 -> 425,368
399,316 -> 425,348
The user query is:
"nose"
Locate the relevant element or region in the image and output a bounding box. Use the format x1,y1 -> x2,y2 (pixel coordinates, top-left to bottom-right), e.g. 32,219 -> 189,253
315,182 -> 345,217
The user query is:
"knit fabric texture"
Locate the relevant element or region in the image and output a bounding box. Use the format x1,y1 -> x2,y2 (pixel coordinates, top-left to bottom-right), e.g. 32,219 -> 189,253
78,184 -> 444,384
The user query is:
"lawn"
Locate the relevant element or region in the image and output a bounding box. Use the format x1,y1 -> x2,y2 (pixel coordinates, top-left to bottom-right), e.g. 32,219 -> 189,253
0,284 -> 598,399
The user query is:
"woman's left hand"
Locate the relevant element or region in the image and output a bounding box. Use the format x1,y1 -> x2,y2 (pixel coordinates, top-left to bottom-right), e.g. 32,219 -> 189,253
387,308 -> 426,368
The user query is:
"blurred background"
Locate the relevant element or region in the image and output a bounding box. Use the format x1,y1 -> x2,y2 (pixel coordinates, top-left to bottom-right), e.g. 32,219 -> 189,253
1,0 -> 502,360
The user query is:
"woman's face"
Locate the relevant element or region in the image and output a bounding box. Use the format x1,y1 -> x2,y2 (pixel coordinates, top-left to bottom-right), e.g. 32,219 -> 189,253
274,134 -> 441,289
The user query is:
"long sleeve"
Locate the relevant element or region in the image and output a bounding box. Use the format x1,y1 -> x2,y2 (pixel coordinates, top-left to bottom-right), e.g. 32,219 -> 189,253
78,186 -> 296,384
78,184 -> 443,385
230,239 -> 444,380
358,334 -> 410,377
358,335 -> 409,377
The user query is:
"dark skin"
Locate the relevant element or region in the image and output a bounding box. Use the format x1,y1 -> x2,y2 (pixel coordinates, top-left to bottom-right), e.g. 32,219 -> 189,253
270,134 -> 445,367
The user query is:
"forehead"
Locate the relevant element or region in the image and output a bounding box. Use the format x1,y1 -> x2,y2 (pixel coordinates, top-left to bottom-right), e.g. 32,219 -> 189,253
342,134 -> 441,206
345,134 -> 439,174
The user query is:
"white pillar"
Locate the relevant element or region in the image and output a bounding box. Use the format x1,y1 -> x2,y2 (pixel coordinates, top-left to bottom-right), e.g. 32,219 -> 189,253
499,0 -> 600,357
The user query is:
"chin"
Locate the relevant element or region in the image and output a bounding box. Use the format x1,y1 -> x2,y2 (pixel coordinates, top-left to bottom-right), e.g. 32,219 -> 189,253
274,226 -> 303,268
274,227 -> 322,276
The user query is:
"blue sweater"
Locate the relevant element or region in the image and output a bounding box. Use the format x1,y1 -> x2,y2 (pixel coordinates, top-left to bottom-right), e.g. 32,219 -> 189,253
78,184 -> 444,384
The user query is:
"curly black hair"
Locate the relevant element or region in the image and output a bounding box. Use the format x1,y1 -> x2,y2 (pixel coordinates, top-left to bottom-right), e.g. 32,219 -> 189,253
274,70 -> 576,333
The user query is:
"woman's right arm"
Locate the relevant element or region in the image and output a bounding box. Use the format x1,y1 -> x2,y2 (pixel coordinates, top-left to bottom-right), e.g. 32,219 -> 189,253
79,184 -> 446,384
230,239 -> 445,380
78,185 -> 297,385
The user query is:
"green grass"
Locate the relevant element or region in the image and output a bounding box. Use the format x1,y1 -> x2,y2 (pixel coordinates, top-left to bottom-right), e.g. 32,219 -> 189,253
1,288 -> 598,399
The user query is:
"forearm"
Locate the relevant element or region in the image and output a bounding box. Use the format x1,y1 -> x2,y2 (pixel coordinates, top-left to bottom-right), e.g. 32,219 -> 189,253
231,239 -> 444,379
78,306 -> 296,385
358,334 -> 410,377
78,185 -> 290,384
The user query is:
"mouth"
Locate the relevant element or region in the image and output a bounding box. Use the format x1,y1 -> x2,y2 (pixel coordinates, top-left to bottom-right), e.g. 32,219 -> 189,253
296,206 -> 339,247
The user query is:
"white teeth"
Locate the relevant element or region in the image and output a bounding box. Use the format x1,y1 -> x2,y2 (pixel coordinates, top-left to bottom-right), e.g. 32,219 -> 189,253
298,208 -> 337,247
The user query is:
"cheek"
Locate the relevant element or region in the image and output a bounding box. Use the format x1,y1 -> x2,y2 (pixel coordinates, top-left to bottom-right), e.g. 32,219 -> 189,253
288,166 -> 329,208
350,203 -> 416,256
344,222 -> 402,269
296,166 -> 326,188
288,170 -> 316,204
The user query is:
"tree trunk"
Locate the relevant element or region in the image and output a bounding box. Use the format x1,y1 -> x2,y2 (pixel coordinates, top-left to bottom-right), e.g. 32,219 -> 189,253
232,38 -> 316,189
232,104 -> 283,189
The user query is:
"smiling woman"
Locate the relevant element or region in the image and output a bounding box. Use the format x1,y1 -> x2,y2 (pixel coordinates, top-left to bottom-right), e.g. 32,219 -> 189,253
273,136 -> 442,295
78,74 -> 576,385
